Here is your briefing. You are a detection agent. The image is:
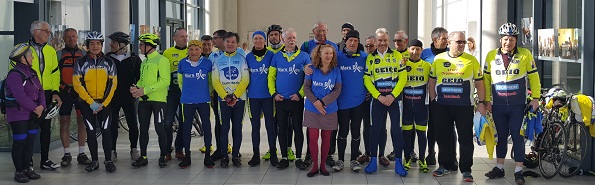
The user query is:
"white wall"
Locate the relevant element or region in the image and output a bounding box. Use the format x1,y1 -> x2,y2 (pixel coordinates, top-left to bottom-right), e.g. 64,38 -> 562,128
211,0 -> 408,48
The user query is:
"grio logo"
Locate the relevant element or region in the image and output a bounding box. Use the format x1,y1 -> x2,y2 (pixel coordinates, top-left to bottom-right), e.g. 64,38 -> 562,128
408,75 -> 425,81
441,78 -> 463,84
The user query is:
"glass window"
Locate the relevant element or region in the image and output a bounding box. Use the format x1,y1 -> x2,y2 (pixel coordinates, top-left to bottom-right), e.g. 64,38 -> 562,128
0,35 -> 15,148
46,0 -> 91,51
0,1 -> 14,31
166,1 -> 182,19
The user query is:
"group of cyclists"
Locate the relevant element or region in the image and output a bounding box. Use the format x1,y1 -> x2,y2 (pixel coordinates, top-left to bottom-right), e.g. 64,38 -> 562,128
4,20 -> 540,185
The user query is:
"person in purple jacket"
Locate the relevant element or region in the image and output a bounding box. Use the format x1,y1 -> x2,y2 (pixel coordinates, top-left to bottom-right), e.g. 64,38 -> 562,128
5,43 -> 45,183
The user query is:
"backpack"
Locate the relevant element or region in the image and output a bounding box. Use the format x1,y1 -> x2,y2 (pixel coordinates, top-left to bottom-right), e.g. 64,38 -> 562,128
1,68 -> 30,114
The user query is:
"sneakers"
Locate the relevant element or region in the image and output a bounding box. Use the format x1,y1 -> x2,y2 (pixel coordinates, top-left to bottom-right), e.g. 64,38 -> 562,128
165,154 -> 172,162
232,157 -> 242,167
364,157 -> 378,174
350,160 -> 362,172
270,155 -> 279,167
85,161 -> 99,172
325,155 -> 336,167
379,156 -> 390,167
403,158 -> 412,171
77,153 -> 92,165
132,157 -> 148,168
158,156 -> 167,168
462,172 -> 474,182
61,153 -> 72,166
175,151 -> 185,161
419,159 -> 429,173
514,171 -> 525,185
356,154 -> 370,163
130,148 -> 140,161
40,160 -> 60,170
200,145 -> 214,153
23,168 -> 41,180
220,157 -> 230,168
287,149 -> 296,161
248,154 -> 260,167
394,158 -> 408,177
386,151 -> 396,161
433,166 -> 450,177
426,152 -> 436,166
485,167 -> 505,179
105,161 -> 117,173
410,151 -> 418,163
14,171 -> 29,183
295,159 -> 307,170
204,156 -> 215,168
262,150 -> 276,160
276,158 -> 289,169
332,160 -> 344,172
179,155 -> 191,169
111,151 -> 118,162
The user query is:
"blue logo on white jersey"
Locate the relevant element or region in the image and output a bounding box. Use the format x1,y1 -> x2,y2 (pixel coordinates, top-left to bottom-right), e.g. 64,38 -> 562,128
495,84 -> 519,91
404,89 -> 424,95
222,66 -> 239,80
441,87 -> 464,93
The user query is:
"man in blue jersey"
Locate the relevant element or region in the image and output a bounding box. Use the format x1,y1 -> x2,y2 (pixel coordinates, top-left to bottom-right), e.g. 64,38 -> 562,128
211,32 -> 250,168
268,28 -> 310,170
246,31 -> 278,167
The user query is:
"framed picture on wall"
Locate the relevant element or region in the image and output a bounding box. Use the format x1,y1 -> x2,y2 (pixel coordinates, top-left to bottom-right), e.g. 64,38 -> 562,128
537,29 -> 555,58
557,28 -> 580,60
521,17 -> 533,46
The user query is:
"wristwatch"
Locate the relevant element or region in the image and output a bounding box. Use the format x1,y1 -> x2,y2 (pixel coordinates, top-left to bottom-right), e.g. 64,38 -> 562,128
478,100 -> 488,105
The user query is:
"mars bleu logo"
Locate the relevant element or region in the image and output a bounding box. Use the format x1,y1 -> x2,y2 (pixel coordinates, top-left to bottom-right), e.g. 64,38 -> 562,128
249,64 -> 268,74
184,70 -> 207,80
278,64 -> 300,75
222,66 -> 239,80
313,79 -> 335,90
340,62 -> 363,72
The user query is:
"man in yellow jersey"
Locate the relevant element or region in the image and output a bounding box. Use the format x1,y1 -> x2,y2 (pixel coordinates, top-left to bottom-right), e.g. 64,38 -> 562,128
483,23 -> 541,185
162,28 -> 188,161
429,31 -> 486,182
363,27 -> 407,176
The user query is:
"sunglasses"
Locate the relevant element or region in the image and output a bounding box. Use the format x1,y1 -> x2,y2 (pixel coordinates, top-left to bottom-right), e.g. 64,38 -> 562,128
393,39 -> 404,43
454,40 -> 467,44
365,44 -> 375,48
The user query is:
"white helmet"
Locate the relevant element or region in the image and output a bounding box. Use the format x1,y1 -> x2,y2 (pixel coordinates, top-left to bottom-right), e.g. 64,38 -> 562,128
43,101 -> 60,119
498,22 -> 519,36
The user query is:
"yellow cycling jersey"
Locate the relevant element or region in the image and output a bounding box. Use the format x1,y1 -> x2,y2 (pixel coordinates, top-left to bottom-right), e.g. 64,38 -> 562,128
163,46 -> 188,73
403,59 -> 431,104
430,52 -> 482,106
363,48 -> 406,99
484,47 -> 541,105
398,49 -> 410,59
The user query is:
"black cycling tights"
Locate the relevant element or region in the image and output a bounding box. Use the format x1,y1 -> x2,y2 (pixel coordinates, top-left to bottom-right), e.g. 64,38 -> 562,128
111,97 -> 139,150
11,118 -> 39,172
81,106 -> 113,161
138,101 -> 168,157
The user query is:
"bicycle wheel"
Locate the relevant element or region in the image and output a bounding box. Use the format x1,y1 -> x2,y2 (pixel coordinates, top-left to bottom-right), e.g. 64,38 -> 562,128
118,109 -> 129,132
193,112 -> 204,136
538,121 -> 567,179
559,122 -> 590,178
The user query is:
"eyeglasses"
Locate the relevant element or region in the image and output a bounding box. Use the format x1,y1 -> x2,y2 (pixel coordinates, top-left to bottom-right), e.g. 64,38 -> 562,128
36,29 -> 51,34
393,39 -> 403,43
454,40 -> 467,44
365,44 -> 375,48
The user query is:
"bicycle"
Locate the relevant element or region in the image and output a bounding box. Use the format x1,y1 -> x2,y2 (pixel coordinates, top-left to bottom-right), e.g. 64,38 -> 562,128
172,109 -> 204,137
555,94 -> 591,178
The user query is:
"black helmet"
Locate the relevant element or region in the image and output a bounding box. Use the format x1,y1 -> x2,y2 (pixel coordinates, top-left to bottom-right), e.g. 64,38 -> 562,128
108,31 -> 131,45
267,24 -> 283,35
523,152 -> 538,169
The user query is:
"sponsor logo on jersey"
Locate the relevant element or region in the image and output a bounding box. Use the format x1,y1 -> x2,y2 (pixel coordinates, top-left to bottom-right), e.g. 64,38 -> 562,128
404,89 -> 424,95
441,87 -> 464,93
374,58 -> 380,64
184,69 -> 207,80
417,68 -> 424,72
512,59 -> 520,64
313,79 -> 335,90
495,84 -> 519,91
340,62 -> 363,72
441,78 -> 464,85
250,63 -> 268,74
406,66 -> 412,72
495,59 -> 502,65
456,63 -> 464,68
222,66 -> 240,80
408,75 -> 425,82
277,64 -> 301,75
495,69 -> 520,75
443,62 -> 451,67
172,53 -> 179,58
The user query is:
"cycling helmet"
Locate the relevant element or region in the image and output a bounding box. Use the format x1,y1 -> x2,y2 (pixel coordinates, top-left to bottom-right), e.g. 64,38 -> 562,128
42,101 -> 59,120
498,22 -> 519,36
108,31 -> 131,45
85,31 -> 105,46
188,40 -> 203,48
267,24 -> 283,35
138,33 -> 160,47
9,43 -> 32,62
523,152 -> 538,169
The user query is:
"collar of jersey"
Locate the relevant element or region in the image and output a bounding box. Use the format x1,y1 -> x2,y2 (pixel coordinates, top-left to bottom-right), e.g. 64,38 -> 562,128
174,45 -> 188,50
282,48 -> 301,62
498,47 -> 518,56
187,56 -> 203,66
224,51 -> 237,57
372,47 -> 394,56
147,51 -> 160,59
254,50 -> 268,62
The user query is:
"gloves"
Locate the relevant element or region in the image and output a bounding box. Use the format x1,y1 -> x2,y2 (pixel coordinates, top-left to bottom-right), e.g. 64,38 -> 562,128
225,94 -> 237,106
90,102 -> 102,112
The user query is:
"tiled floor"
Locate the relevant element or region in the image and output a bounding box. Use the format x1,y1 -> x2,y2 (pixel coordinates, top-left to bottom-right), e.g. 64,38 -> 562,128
0,116 -> 593,185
